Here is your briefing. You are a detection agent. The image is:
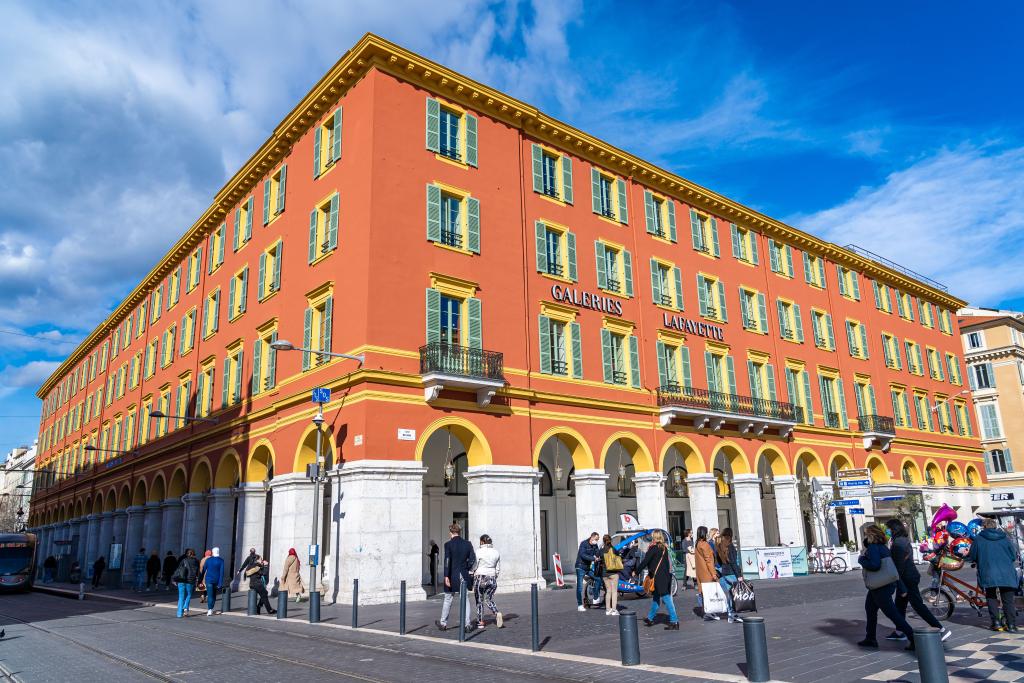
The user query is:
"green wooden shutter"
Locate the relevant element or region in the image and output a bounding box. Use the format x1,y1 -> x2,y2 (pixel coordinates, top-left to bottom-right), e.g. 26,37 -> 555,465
836,378 -> 849,428
272,241 -> 283,291
716,280 -> 728,322
628,335 -> 640,388
322,296 -> 333,356
739,287 -> 751,329
221,356 -> 230,407
850,271 -> 860,299
426,184 -> 441,243
697,275 -> 708,316
234,349 -> 244,403
801,371 -> 814,423
531,145 -> 543,193
245,197 -> 253,241
239,267 -> 248,313
251,339 -> 262,394
650,259 -> 662,303
277,164 -> 287,213
872,281 -> 882,308
538,316 -> 551,373
332,108 -> 342,162
731,223 -> 741,259
825,314 -> 835,350
467,297 -> 481,350
784,245 -> 794,276
858,325 -> 869,358
570,322 -> 582,378
690,209 -> 702,250
623,250 -> 634,297
263,179 -> 271,225
766,364 -> 777,401
600,329 -> 613,383
705,351 -> 717,392
725,355 -> 736,394
595,242 -> 607,289
534,222 -> 547,272
792,304 -> 803,342
644,191 -> 656,234
212,290 -> 220,331
710,218 -> 720,256
464,113 -> 478,167
666,200 -> 677,242
749,231 -> 759,264
267,331 -> 277,389
308,209 -> 317,263
757,292 -> 768,333
616,178 -> 628,224
425,98 -> 440,152
466,197 -> 480,254
768,239 -> 780,273
561,155 -> 574,204
313,125 -> 322,178
679,347 -> 692,389
566,231 -> 578,282
786,369 -> 798,409
802,251 -> 812,284
302,307 -> 313,371
656,341 -> 667,387
836,265 -> 847,296
590,168 -> 601,214
327,193 -> 339,249
425,289 -> 440,345
229,277 -> 237,318
816,258 -> 825,288
747,360 -> 760,399
673,267 -> 684,310
179,315 -> 187,355
846,321 -> 856,355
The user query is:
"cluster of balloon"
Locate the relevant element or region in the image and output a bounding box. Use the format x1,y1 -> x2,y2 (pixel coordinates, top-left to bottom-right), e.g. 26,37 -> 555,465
918,503 -> 982,566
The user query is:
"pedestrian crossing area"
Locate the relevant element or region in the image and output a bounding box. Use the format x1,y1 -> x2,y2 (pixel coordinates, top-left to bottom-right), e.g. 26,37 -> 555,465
862,632 -> 1024,682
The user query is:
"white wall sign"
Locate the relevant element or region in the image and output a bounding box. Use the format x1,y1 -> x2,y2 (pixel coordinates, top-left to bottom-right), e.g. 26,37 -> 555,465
353,435 -> 363,446
756,547 -> 793,579
397,428 -> 416,441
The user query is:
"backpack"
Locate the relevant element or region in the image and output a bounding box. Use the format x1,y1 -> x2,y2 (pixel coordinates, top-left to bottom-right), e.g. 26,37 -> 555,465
604,548 -> 623,572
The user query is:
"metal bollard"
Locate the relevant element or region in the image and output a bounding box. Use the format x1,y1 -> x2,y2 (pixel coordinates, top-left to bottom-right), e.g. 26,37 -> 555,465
742,617 -> 770,682
351,579 -> 358,628
222,585 -> 231,613
277,590 -> 288,619
399,580 -> 407,635
458,579 -> 467,642
79,582 -> 86,600
531,583 -> 540,652
914,627 -> 949,683
618,611 -> 640,666
247,589 -> 258,616
310,589 -> 320,624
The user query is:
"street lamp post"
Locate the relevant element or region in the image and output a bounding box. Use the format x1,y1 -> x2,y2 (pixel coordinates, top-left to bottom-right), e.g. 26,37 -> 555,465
269,338 -> 363,623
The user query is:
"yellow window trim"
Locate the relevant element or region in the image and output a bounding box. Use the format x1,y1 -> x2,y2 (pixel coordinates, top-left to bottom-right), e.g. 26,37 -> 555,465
602,316 -> 635,335
854,372 -> 872,383
651,255 -> 675,269
177,369 -> 192,381
429,272 -> 477,298
705,340 -> 731,354
657,329 -> 687,345
785,359 -> 805,371
256,317 -> 279,335
599,237 -> 627,252
225,338 -> 244,355
538,218 -> 570,234
540,301 -> 577,323
747,349 -> 770,362
432,180 -> 471,200
817,366 -> 840,379
304,279 -> 336,303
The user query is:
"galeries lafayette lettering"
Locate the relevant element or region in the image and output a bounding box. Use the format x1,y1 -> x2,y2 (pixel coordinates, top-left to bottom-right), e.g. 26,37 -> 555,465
550,285 -> 623,315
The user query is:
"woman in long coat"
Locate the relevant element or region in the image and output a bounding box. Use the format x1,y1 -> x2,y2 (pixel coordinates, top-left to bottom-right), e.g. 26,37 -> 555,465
281,548 -> 306,603
638,530 -> 679,629
694,526 -> 720,620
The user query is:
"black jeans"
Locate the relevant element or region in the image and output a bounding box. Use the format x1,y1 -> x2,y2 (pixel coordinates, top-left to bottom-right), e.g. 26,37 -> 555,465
866,583 -> 915,643
895,577 -> 942,629
986,586 -> 1017,627
253,584 -> 273,614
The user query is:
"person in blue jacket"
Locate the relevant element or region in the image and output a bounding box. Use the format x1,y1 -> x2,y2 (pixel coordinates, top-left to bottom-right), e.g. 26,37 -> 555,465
199,546 -> 225,616
857,525 -> 915,650
968,518 -> 1018,631
574,532 -> 600,611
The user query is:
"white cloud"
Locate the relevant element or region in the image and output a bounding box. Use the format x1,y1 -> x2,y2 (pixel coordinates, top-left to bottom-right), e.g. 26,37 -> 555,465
0,361 -> 60,398
792,144 -> 1024,307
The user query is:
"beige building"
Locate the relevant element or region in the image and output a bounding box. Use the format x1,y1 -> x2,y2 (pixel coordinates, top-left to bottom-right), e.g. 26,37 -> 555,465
959,308 -> 1024,507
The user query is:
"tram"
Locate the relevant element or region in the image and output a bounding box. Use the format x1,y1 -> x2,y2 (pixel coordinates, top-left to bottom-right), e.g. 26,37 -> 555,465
0,532 -> 36,592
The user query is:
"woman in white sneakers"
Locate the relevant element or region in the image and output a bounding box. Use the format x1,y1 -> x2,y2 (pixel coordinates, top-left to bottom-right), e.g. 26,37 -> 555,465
473,534 -> 503,629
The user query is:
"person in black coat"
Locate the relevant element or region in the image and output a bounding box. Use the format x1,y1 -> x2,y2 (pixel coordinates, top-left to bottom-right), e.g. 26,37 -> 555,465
91,556 -> 106,588
435,523 -> 475,631
858,525 -> 915,649
639,531 -> 679,629
244,555 -> 276,615
428,540 -> 440,588
161,551 -> 177,590
884,519 -> 947,641
574,532 -> 600,610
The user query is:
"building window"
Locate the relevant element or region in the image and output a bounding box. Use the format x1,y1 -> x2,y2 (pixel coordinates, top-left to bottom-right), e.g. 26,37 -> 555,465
263,164 -> 288,223
836,265 -> 861,300
302,293 -> 335,371
945,354 -> 962,385
535,222 -> 578,281
872,280 -> 893,313
768,239 -> 794,277
890,387 -> 911,428
896,291 -> 915,321
969,362 -> 994,390
187,246 -> 203,292
853,380 -> 877,419
144,340 -> 158,379
150,287 -> 163,324
966,331 -> 983,349
252,330 -> 279,394
652,260 -> 684,310
531,145 -> 574,204
881,333 -> 902,369
979,403 -> 1002,439
697,274 -> 728,323
802,251 -> 826,288
904,340 -> 923,375
919,298 -> 934,328
425,98 -> 478,167
233,197 -> 254,251
926,348 -> 945,381
935,397 -> 953,433
729,223 -> 759,264
258,240 -> 284,301
914,394 -> 935,432
175,376 -> 193,430
739,288 -> 767,333
203,289 -> 221,339
168,266 -> 182,310
785,367 -> 813,424
595,242 -> 634,296
845,320 -> 869,359
208,223 -> 225,274
196,362 -> 216,418
590,168 -> 629,224
179,309 -> 196,356
538,316 -> 580,377
229,267 -> 249,320
776,299 -> 804,342
818,375 -> 848,429
156,387 -> 171,438
656,341 -> 692,390
601,328 -> 639,387
689,209 -> 720,256
812,310 -> 836,350
644,191 -> 677,242
938,309 -> 953,335
988,449 -> 1011,474
160,326 -> 176,368
747,358 -> 778,402
221,346 -> 244,407
315,108 -> 343,177
705,351 -> 735,396
426,184 -> 480,254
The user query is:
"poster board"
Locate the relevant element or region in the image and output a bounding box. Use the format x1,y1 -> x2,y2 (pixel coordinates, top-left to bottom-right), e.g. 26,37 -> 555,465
755,547 -> 793,578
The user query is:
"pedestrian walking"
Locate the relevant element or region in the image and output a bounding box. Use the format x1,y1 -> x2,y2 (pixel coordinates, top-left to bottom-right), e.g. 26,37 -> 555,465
161,551 -> 177,590
968,518 -> 1019,631
172,549 -> 200,618
435,523 -> 475,632
245,556 -> 276,615
574,532 -> 600,611
281,548 -> 306,603
146,551 -> 161,591
91,556 -> 106,588
428,540 -> 440,589
600,534 -> 624,616
639,530 -> 679,630
43,555 -> 57,583
200,547 -> 225,616
857,525 -> 915,650
681,529 -> 696,590
883,518 -> 949,642
708,528 -> 720,555
197,550 -> 211,602
716,528 -> 743,623
472,534 -> 502,628
132,548 -> 147,592
694,526 -> 719,620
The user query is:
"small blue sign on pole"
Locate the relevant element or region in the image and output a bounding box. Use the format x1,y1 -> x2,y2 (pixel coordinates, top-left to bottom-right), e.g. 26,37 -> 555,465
849,507 -> 865,515
837,479 -> 871,488
874,495 -> 904,502
312,387 -> 331,404
830,499 -> 861,507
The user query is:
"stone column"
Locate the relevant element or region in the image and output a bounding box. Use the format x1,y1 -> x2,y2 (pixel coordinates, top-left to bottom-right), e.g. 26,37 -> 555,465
633,472 -> 669,532
332,460 -> 428,605
181,493 -> 208,552
571,470 -> 609,544
97,512 -> 114,563
268,473 -> 315,588
123,505 -> 146,582
142,503 -> 162,556
205,488 -> 236,562
464,465 -> 545,593
733,474 -> 766,549
110,510 -> 128,586
84,513 -> 101,568
811,477 -> 840,547
686,473 -> 719,533
234,484 -> 267,573
771,475 -> 805,547
159,500 -> 184,555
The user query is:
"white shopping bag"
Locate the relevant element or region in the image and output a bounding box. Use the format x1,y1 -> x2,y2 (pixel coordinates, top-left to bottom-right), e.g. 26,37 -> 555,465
701,581 -> 729,614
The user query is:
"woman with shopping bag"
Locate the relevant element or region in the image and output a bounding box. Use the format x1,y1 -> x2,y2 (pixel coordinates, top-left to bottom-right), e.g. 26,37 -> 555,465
858,524 -> 915,650
694,526 -> 724,621
638,531 -> 680,629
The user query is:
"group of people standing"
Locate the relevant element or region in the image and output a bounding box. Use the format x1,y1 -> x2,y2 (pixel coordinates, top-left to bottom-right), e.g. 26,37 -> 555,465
434,523 -> 504,632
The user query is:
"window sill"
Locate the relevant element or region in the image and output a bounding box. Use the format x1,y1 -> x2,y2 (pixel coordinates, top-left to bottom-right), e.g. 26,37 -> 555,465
234,240 -> 251,254
700,314 -> 726,325
259,289 -> 281,304
264,211 -> 284,229
541,271 -> 575,285
599,286 -> 628,298
431,241 -> 474,256
228,312 -> 245,324
771,270 -> 794,279
694,250 -> 719,261
650,233 -> 676,246
309,249 -> 335,267
538,192 -> 567,208
202,331 -> 217,341
179,349 -> 193,359
315,160 -> 340,181
814,343 -> 833,352
780,337 -> 803,345
734,258 -> 757,268
435,153 -> 469,170
742,326 -> 768,335
210,263 -> 224,276
595,212 -> 624,227
655,303 -> 682,314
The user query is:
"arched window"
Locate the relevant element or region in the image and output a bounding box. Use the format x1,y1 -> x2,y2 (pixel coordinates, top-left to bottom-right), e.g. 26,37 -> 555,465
539,463 -> 553,496
902,463 -> 915,484
966,469 -> 976,486
445,453 -> 468,495
665,467 -> 688,497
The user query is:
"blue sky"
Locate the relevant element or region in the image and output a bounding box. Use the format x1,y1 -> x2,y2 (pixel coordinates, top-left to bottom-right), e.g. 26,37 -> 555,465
1,1 -> 1022,453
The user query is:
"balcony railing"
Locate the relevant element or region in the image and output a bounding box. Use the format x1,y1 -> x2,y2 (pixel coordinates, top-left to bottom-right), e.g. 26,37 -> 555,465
551,360 -> 568,375
440,230 -> 463,248
546,262 -> 564,277
420,342 -> 504,381
600,206 -> 615,219
612,370 -> 628,385
824,412 -> 841,428
660,294 -> 673,307
657,385 -> 797,422
543,185 -> 560,200
860,414 -> 896,435
439,146 -> 461,162
606,278 -> 621,293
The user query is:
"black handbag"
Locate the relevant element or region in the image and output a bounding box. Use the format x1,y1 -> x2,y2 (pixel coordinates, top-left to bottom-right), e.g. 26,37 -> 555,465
731,579 -> 757,613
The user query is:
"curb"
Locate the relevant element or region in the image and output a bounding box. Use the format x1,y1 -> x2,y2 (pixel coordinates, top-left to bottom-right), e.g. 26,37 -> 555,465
33,585 -> 158,607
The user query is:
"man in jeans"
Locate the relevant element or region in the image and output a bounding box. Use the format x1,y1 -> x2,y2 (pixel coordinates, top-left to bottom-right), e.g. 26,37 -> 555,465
435,523 -> 475,632
200,547 -> 225,616
574,533 -> 600,611
132,548 -> 147,592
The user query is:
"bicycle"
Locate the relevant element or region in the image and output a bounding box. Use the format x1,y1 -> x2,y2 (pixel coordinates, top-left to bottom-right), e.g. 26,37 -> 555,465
922,565 -> 987,621
807,546 -> 848,574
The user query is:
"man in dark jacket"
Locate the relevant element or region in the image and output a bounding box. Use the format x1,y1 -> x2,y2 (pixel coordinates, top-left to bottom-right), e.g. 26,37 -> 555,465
968,519 -> 1019,631
574,532 -> 599,610
146,552 -> 161,590
162,551 -> 177,590
884,519 -> 947,642
435,523 -> 475,631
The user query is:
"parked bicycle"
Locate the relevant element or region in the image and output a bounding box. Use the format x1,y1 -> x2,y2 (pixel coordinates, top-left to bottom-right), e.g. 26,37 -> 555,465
807,546 -> 848,574
922,563 -> 987,620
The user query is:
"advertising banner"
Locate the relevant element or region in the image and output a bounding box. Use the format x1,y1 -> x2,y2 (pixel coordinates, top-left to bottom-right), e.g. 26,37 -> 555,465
755,547 -> 793,579
789,546 -> 808,575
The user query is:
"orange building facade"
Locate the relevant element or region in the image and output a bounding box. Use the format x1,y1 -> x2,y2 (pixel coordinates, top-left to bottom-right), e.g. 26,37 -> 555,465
30,34 -> 985,601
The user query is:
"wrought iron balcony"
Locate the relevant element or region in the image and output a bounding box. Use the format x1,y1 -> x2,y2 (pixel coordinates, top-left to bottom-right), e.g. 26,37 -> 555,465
550,360 -> 568,375
611,370 -> 628,385
546,262 -> 564,277
440,146 -> 461,162
606,278 -> 621,293
660,294 -> 673,307
600,207 -> 616,219
653,228 -> 666,239
824,412 -> 842,429
440,230 -> 463,248
656,384 -> 798,437
543,185 -> 560,200
859,413 -> 896,452
420,342 -> 505,407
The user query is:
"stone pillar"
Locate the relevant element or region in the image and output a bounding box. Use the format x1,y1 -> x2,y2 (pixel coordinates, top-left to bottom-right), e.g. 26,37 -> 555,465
771,475 -> 805,547
68,520 -> 82,569
733,474 -> 766,549
84,513 -> 101,568
205,488 -> 236,563
123,505 -> 146,582
268,473 -> 315,587
234,484 -> 267,573
142,503 -> 162,556
686,474 -> 719,533
464,465 -> 545,593
811,477 -> 840,546
159,500 -> 184,556
633,472 -> 669,532
332,460 -> 428,605
110,510 -> 128,585
97,512 -> 114,563
181,493 -> 208,552
571,470 -> 609,544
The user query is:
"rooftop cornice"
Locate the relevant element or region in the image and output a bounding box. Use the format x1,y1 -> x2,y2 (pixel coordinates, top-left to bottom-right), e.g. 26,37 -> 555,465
37,32 -> 967,397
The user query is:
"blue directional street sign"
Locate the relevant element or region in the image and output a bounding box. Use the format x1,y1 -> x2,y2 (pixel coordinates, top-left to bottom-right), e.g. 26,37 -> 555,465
837,479 -> 871,487
850,508 -> 865,515
874,495 -> 904,502
830,499 -> 861,507
312,387 -> 331,404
